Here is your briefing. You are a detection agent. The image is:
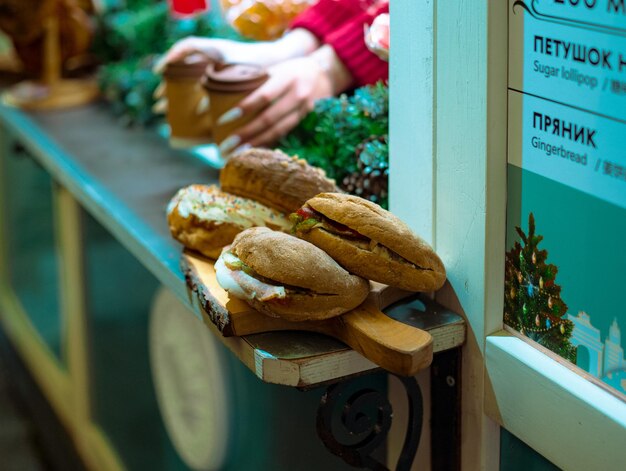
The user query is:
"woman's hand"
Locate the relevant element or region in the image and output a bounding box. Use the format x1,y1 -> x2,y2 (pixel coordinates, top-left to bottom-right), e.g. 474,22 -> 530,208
218,45 -> 353,153
153,29 -> 320,73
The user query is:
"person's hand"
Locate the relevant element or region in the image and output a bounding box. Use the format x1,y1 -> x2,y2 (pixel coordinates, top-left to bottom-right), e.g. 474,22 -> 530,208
152,37 -> 271,113
154,37 -> 255,72
153,29 -> 320,73
218,45 -> 353,153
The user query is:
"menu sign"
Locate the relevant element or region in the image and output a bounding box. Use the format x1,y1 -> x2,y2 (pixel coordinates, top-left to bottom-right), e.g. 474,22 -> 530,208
507,0 -> 626,399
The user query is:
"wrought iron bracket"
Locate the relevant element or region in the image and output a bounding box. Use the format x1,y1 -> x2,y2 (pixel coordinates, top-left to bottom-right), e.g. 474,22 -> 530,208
316,346 -> 462,470
315,293 -> 463,470
316,374 -> 423,471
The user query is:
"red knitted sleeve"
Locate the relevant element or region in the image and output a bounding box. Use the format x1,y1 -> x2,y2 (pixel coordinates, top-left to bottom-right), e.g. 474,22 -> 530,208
324,3 -> 389,87
290,0 -> 365,42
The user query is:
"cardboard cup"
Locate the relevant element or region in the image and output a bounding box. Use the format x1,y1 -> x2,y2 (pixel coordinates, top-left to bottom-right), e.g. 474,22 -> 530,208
202,63 -> 269,145
164,53 -> 214,147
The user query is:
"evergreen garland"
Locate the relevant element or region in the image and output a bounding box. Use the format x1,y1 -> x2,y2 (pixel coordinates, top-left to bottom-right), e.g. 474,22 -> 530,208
278,82 -> 389,207
98,56 -> 162,126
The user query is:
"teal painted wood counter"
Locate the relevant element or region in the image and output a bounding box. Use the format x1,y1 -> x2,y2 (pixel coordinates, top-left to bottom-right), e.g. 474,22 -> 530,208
0,103 -> 465,388
0,101 -> 373,471
0,102 -> 374,387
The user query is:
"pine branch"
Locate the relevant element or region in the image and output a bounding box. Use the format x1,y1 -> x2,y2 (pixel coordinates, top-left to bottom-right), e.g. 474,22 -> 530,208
279,82 -> 389,206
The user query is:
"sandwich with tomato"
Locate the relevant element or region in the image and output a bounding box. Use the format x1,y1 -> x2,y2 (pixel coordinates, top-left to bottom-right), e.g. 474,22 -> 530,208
291,193 -> 446,292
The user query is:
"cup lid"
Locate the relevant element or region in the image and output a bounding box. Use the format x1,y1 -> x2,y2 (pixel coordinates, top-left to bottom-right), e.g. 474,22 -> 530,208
202,63 -> 269,92
163,52 -> 219,78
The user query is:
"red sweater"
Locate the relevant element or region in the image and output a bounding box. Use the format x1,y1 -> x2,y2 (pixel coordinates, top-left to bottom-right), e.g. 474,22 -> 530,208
291,0 -> 389,88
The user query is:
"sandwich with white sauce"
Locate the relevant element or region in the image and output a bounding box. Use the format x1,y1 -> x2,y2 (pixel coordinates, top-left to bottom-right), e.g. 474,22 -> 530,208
215,227 -> 370,321
167,184 -> 290,258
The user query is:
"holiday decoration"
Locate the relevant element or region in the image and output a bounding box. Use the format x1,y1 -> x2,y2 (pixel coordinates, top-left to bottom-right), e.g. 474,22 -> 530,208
504,213 -> 577,362
98,56 -> 163,126
221,0 -> 314,40
279,81 -> 389,207
341,136 -> 388,208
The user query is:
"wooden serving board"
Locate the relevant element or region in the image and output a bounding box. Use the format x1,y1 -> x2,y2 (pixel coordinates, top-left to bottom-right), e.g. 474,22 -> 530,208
181,250 -> 434,377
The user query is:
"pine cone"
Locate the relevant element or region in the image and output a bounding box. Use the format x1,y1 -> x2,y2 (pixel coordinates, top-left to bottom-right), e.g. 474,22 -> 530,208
340,136 -> 389,205
342,167 -> 389,205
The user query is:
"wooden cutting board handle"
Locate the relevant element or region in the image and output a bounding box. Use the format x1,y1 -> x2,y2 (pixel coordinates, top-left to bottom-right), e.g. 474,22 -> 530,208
218,300 -> 434,376
315,301 -> 433,376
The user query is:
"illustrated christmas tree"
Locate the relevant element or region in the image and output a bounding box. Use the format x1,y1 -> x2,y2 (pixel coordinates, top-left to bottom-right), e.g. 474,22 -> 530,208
504,213 -> 577,362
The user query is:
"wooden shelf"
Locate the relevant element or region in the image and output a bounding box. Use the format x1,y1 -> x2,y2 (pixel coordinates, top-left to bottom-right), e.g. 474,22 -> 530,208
0,103 -> 465,387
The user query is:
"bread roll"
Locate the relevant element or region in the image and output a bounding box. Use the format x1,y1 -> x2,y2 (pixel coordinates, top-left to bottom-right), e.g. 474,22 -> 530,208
219,148 -> 339,213
167,185 -> 290,258
292,193 -> 446,291
215,227 -> 370,321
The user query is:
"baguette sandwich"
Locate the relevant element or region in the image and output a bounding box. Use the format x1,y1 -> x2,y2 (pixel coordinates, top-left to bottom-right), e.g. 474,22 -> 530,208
167,184 -> 290,259
291,193 -> 446,292
219,148 -> 340,213
215,227 -> 370,321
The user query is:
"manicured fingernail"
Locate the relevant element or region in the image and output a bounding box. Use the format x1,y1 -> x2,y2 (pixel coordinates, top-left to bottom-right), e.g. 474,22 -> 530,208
196,95 -> 209,115
152,98 -> 168,114
217,107 -> 242,125
153,82 -> 165,99
233,143 -> 252,154
153,56 -> 167,74
219,135 -> 241,154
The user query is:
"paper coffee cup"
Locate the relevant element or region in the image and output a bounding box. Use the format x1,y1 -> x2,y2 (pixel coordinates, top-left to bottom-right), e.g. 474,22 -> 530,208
201,63 -> 269,145
164,53 -> 214,148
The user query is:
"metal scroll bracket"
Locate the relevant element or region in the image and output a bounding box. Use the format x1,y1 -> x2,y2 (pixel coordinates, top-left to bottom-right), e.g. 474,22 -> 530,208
315,346 -> 462,471
316,374 -> 423,471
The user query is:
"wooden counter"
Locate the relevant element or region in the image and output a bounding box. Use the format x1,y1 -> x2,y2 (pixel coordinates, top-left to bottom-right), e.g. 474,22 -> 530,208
0,103 -> 465,387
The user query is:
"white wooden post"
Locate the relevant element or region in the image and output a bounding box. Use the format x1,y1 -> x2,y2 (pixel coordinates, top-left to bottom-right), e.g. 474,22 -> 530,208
390,0 -> 435,243
391,1 -> 509,469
